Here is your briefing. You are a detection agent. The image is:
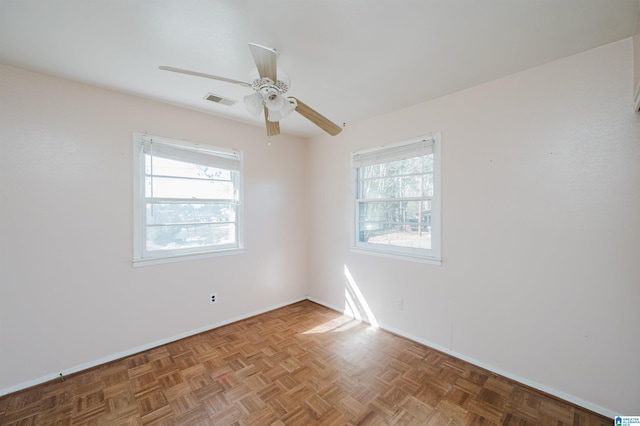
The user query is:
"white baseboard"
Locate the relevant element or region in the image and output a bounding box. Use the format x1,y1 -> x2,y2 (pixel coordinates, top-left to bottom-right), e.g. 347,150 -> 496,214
305,296 -> 345,313
307,297 -> 615,419
0,297 -> 307,397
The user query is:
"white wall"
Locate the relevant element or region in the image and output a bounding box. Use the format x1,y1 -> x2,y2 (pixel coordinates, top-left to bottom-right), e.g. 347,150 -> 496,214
307,38 -> 640,415
0,64 -> 309,392
634,11 -> 640,93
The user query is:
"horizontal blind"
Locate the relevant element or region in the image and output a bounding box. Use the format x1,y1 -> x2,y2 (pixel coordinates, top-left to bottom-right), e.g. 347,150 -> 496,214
143,139 -> 240,171
352,138 -> 433,169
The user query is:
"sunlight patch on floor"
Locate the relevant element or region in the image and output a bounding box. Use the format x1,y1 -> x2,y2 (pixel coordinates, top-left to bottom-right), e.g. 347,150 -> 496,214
301,315 -> 359,334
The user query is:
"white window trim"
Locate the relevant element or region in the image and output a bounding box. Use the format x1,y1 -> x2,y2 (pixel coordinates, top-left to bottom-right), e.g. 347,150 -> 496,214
132,133 -> 244,267
350,133 -> 442,265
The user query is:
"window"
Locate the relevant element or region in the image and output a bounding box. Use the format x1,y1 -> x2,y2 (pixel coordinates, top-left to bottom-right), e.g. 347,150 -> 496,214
133,133 -> 243,265
352,134 -> 441,263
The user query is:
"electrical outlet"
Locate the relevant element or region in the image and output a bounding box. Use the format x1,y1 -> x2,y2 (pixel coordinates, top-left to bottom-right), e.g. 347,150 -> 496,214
210,292 -> 217,304
396,297 -> 403,310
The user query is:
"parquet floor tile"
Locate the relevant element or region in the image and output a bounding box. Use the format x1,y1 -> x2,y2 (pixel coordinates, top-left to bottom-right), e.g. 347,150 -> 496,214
0,301 -> 611,425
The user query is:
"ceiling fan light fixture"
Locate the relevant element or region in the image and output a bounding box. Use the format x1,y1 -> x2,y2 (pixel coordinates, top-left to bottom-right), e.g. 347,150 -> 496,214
267,96 -> 296,122
244,92 -> 264,116
264,89 -> 285,110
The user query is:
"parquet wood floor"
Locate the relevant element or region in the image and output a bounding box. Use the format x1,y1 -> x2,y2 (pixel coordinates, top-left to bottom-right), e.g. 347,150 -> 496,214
0,301 -> 610,425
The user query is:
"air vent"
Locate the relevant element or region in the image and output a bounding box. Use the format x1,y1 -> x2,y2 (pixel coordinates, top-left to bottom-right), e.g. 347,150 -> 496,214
204,93 -> 237,107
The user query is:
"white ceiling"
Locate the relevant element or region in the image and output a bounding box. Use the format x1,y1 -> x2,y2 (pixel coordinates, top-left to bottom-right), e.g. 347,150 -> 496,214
1,0 -> 639,137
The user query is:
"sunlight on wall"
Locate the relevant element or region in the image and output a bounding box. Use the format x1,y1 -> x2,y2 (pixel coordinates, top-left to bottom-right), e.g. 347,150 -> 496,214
302,265 -> 379,334
343,264 -> 379,328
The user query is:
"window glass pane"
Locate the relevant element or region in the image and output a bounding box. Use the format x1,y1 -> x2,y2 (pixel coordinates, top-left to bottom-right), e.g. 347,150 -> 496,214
358,200 -> 432,249
145,176 -> 235,200
423,173 -> 434,197
361,174 -> 434,198
359,200 -> 432,223
146,203 -> 235,225
360,163 -> 382,179
358,223 -> 431,249
423,155 -> 434,173
146,155 -> 231,180
360,154 -> 432,179
146,223 -> 236,251
385,155 -> 431,175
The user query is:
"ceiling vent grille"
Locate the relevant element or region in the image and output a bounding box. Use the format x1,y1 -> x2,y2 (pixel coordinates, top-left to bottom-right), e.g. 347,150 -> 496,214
204,93 -> 237,107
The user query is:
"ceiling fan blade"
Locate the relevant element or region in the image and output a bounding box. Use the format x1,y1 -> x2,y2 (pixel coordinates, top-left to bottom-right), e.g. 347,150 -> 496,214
291,98 -> 342,136
249,43 -> 277,82
159,66 -> 251,87
264,107 -> 280,136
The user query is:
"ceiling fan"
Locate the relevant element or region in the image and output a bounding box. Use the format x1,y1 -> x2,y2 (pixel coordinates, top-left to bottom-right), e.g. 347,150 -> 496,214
159,43 -> 342,137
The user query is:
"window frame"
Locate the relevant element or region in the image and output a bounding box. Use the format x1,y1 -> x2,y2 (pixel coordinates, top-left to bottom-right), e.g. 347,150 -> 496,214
132,133 -> 244,267
351,134 -> 442,265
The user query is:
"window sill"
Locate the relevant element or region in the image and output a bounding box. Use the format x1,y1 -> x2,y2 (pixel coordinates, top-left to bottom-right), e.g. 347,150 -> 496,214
133,247 -> 245,267
350,247 -> 441,265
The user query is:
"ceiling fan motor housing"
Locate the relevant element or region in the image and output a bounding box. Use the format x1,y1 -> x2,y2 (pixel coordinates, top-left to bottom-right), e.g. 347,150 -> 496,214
251,77 -> 289,95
